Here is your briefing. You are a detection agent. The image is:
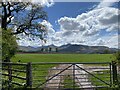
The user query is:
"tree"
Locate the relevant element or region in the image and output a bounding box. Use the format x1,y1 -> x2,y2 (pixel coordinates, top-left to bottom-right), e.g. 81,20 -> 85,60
1,2 -> 47,61
104,49 -> 110,54
2,29 -> 17,62
49,47 -> 52,52
1,2 -> 47,39
0,29 -> 2,61
114,51 -> 120,74
114,51 -> 120,87
41,48 -> 44,52
56,48 -> 58,52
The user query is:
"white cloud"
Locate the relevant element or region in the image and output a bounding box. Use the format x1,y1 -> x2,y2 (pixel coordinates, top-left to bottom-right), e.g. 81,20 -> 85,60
18,0 -> 119,48
41,20 -> 55,35
31,0 -> 54,7
97,0 -> 119,8
107,35 -> 118,48
53,6 -> 118,48
17,33 -> 42,47
99,15 -> 119,25
57,7 -> 118,34
106,25 -> 118,32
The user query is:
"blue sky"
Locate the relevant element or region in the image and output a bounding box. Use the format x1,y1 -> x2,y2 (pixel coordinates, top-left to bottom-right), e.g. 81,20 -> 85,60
44,2 -> 119,31
18,0 -> 119,48
44,2 -> 99,31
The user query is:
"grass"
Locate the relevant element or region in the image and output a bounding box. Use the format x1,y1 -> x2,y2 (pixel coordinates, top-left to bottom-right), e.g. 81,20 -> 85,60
9,54 -> 114,88
89,70 -> 111,86
61,75 -> 79,89
11,53 -> 113,63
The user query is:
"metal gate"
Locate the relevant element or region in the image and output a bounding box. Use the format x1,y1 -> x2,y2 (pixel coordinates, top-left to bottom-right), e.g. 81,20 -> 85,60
31,62 -> 118,89
1,62 -> 118,89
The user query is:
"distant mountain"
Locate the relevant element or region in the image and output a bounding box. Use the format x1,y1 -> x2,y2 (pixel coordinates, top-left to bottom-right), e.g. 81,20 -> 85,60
18,45 -> 57,53
18,44 -> 118,54
58,44 -> 117,54
18,46 -> 41,52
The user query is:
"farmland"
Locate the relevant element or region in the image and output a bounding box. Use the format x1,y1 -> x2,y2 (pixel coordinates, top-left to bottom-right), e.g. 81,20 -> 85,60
11,53 -> 114,63
8,54 -> 115,88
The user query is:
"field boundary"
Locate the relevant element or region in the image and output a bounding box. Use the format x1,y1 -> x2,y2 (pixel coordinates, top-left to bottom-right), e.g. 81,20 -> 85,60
1,61 -> 119,89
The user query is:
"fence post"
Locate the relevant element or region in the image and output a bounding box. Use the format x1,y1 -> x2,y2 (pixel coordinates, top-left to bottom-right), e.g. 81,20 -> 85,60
8,61 -> 12,89
26,62 -> 32,88
110,63 -> 112,87
112,61 -> 118,85
73,64 -> 75,89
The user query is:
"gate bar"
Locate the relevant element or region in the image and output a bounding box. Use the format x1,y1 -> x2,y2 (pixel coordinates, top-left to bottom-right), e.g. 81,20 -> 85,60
76,64 -> 111,86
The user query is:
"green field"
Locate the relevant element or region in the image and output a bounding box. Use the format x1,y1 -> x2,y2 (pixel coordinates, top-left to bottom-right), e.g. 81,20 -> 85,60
9,54 -> 115,88
1,53 -> 114,87
11,53 -> 114,63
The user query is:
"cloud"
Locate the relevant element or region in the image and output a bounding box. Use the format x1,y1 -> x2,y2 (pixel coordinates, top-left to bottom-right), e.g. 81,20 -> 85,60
58,17 -> 88,32
53,6 -> 118,48
58,17 -> 80,31
106,24 -> 119,32
97,0 -> 119,8
58,7 -> 118,35
98,14 -> 119,25
17,0 -> 119,48
17,33 -> 42,47
41,20 -> 55,35
31,0 -> 54,7
89,34 -> 118,48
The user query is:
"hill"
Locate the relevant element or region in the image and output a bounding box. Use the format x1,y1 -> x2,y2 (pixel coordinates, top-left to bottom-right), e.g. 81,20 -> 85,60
18,44 -> 118,54
58,44 -> 117,54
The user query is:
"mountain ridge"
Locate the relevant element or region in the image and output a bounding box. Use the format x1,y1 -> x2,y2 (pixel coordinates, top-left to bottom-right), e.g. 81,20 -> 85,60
18,44 -> 118,54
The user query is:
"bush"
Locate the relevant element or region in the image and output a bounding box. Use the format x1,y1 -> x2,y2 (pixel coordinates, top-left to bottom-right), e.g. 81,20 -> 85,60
113,51 -> 120,63
2,29 -> 18,62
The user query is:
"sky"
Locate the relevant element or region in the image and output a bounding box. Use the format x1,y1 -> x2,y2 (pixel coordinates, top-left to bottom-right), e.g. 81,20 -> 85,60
43,2 -> 99,31
17,0 -> 120,48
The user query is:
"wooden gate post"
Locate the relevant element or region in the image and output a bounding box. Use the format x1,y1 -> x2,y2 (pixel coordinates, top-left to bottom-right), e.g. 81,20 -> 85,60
73,64 -> 75,89
8,61 -> 12,89
26,62 -> 32,88
112,61 -> 118,85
